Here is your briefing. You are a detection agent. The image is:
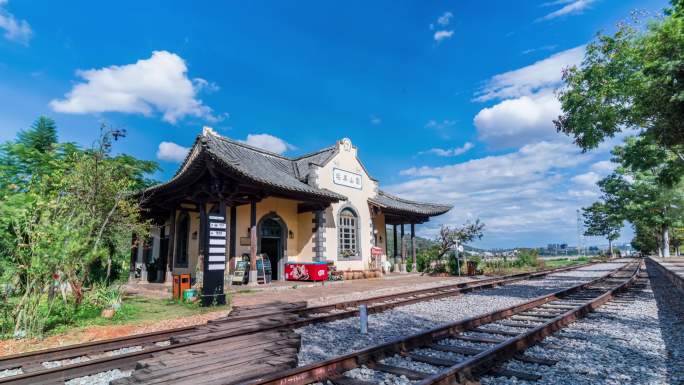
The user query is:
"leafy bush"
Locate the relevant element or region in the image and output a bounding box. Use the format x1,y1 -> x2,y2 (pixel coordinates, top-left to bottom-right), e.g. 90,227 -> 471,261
514,249 -> 539,268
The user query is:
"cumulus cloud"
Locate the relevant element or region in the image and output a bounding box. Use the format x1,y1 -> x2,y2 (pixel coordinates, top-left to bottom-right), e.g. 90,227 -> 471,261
472,46 -> 585,148
157,141 -> 190,163
475,46 -> 584,102
388,141 -> 601,246
0,0 -> 32,44
241,133 -> 295,155
571,171 -> 601,188
474,91 -> 562,147
420,142 -> 474,157
434,30 -> 454,42
49,51 -> 220,124
590,160 -> 616,173
538,0 -> 596,21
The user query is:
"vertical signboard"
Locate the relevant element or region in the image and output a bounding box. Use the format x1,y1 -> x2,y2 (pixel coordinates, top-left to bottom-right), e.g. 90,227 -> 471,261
202,204 -> 227,306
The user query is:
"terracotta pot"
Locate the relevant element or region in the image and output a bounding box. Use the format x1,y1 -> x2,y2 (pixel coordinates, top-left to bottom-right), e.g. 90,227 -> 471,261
101,308 -> 115,319
343,271 -> 351,280
353,271 -> 361,280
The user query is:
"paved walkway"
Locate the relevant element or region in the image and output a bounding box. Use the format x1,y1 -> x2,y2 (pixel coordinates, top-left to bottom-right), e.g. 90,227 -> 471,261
126,274 -> 478,307
648,256 -> 684,293
231,274 -> 477,307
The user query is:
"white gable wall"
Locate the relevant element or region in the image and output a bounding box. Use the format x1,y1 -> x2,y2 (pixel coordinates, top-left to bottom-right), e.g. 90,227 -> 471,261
312,138 -> 379,271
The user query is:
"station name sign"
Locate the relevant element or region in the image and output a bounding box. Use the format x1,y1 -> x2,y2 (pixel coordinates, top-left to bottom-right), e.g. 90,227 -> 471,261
333,168 -> 362,190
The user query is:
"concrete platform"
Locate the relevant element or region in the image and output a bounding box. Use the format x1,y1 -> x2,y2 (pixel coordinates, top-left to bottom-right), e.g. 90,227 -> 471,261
647,256 -> 684,293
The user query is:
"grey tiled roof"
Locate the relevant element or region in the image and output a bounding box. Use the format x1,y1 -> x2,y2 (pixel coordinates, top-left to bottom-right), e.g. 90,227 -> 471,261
292,147 -> 337,182
369,190 -> 452,216
147,129 -> 450,217
145,129 -> 344,201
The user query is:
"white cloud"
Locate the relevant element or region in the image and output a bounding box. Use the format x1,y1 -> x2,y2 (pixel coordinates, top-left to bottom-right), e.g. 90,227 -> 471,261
475,46 -> 584,102
571,171 -> 600,188
0,0 -> 32,44
538,0 -> 596,21
241,133 -> 295,155
472,46 -> 585,148
590,160 -> 616,173
437,11 -> 453,26
156,141 -> 189,163
49,51 -> 220,124
388,140 -> 602,247
421,142 -> 474,157
474,91 -> 562,147
370,114 -> 381,125
434,30 -> 454,42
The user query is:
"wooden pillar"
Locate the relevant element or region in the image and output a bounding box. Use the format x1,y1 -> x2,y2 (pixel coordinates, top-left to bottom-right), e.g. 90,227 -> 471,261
400,223 -> 406,273
248,200 -> 258,285
392,224 -> 399,272
129,233 -> 138,282
229,205 -> 237,272
198,201 -> 207,287
392,224 -> 398,260
411,223 -> 416,272
165,209 -> 175,285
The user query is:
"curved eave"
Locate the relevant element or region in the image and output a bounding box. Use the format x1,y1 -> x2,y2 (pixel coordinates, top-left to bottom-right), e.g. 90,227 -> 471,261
141,143 -> 345,203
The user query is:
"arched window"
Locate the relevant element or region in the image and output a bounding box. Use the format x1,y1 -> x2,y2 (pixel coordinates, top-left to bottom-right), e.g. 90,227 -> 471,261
175,212 -> 190,267
338,208 -> 358,258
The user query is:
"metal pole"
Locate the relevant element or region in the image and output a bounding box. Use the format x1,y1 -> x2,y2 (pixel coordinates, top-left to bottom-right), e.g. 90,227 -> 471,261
359,304 -> 368,334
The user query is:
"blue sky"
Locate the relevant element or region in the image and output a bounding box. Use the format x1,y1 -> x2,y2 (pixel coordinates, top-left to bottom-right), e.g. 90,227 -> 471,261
0,0 -> 670,248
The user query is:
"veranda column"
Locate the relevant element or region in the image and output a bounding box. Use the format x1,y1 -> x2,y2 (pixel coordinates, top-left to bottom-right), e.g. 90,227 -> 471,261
139,236 -> 148,283
393,224 -> 399,273
411,223 -> 416,272
229,205 -> 237,272
129,233 -> 138,282
165,209 -> 176,286
400,223 -> 406,273
248,200 -> 258,286
313,209 -> 325,262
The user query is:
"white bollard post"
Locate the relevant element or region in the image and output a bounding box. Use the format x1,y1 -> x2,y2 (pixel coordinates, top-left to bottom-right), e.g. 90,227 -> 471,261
359,304 -> 368,334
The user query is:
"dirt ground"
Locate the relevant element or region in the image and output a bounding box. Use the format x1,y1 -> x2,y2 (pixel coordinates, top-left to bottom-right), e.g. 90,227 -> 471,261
0,274 -> 472,356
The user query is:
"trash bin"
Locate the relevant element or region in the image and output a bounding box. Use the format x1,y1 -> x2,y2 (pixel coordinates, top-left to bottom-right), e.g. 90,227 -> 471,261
466,261 -> 477,276
173,274 -> 191,300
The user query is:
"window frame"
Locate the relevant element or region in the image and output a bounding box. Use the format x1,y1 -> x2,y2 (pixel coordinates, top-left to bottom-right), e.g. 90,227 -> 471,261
337,206 -> 361,260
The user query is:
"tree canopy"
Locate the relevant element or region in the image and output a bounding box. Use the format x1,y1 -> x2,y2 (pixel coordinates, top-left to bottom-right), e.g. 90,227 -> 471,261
555,0 -> 684,183
0,118 -> 158,337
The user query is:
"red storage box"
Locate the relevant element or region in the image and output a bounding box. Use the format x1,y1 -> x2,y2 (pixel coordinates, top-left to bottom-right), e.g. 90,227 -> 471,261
285,262 -> 328,281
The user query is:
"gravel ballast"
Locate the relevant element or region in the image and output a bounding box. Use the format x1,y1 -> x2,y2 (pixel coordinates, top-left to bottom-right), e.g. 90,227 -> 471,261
296,262 -> 626,365
479,261 -> 684,385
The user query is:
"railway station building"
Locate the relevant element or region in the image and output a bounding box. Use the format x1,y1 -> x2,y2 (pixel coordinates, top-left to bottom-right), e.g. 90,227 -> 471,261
131,127 -> 451,288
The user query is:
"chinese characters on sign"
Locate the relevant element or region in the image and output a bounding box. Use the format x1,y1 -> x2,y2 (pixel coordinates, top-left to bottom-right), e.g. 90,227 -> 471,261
333,168 -> 362,190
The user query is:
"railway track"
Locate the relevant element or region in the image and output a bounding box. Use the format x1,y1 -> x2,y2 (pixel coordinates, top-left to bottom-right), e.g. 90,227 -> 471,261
0,261 -> 602,385
242,260 -> 642,385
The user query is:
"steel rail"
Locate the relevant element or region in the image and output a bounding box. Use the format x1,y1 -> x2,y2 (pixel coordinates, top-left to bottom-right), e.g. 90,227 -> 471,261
0,260 -> 594,375
241,260 -> 638,385
0,260 -> 604,384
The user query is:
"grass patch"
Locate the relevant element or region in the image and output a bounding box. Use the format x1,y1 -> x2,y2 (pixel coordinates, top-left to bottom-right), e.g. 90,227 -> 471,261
2,295 -> 230,340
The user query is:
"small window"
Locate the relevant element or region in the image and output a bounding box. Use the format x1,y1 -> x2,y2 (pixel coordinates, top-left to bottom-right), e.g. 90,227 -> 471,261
175,212 -> 190,267
338,208 -> 358,258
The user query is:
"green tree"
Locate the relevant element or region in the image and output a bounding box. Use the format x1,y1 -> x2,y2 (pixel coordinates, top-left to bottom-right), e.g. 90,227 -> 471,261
432,220 -> 485,275
0,119 -> 157,337
555,0 -> 684,181
582,201 -> 623,257
595,137 -> 684,257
